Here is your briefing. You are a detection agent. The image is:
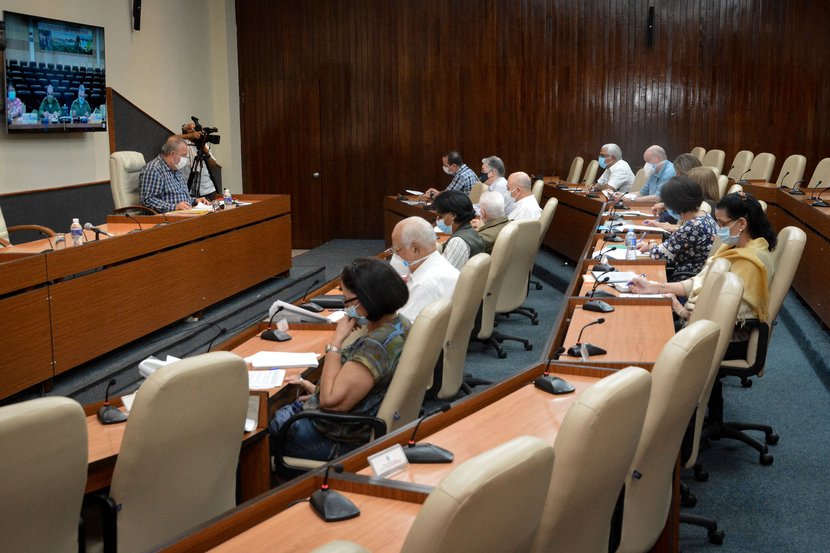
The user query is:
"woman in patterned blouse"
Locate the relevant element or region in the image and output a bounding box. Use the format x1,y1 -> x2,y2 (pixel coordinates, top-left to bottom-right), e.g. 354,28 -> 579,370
638,176 -> 717,280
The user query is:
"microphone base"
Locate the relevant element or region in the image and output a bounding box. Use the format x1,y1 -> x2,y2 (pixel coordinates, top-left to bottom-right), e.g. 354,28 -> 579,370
613,202 -> 628,210
299,302 -> 325,313
602,235 -> 624,243
566,343 -> 607,357
811,200 -> 829,208
97,405 -> 128,425
592,263 -> 616,272
583,299 -> 615,312
261,329 -> 292,342
404,443 -> 454,464
586,193 -> 600,199
534,374 -> 576,395
789,188 -> 806,195
310,489 -> 361,522
589,290 -> 616,298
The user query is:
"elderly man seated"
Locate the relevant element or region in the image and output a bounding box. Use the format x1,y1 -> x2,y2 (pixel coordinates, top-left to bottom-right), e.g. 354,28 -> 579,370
474,191 -> 509,254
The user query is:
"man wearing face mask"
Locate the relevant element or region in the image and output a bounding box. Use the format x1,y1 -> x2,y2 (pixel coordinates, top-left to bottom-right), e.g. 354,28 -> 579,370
139,138 -> 206,212
475,191 -> 509,254
6,85 -> 25,122
506,172 -> 542,221
391,217 -> 459,323
69,84 -> 92,119
479,155 -> 515,215
424,150 -> 479,198
631,145 -> 676,203
593,143 -> 635,193
38,85 -> 61,118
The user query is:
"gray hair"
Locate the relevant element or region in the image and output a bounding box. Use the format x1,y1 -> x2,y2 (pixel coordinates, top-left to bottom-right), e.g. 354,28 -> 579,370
603,143 -> 622,160
399,217 -> 437,250
646,145 -> 667,161
161,137 -> 185,155
478,191 -> 505,219
482,156 -> 505,177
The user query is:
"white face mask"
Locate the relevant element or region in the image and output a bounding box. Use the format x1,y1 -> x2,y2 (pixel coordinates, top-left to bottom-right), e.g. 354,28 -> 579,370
174,155 -> 188,170
390,253 -> 410,279
442,165 -> 453,175
643,162 -> 658,177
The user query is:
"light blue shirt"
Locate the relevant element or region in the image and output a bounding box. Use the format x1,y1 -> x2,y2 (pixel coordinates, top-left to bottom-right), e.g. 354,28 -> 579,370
640,161 -> 676,198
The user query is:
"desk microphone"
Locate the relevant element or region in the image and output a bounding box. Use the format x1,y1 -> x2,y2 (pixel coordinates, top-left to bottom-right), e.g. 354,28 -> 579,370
535,346 -> 575,395
584,274 -> 615,312
299,278 -> 324,312
261,306 -> 291,342
565,317 -> 607,357
37,230 -> 55,253
777,172 -> 790,189
123,212 -> 143,231
811,186 -> 830,208
310,463 -> 360,522
789,179 -> 807,195
404,404 -> 453,464
84,222 -> 114,240
737,168 -> 752,184
97,379 -> 128,425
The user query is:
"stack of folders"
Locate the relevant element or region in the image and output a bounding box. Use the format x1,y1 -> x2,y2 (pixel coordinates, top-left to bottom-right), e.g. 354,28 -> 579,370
245,351 -> 319,390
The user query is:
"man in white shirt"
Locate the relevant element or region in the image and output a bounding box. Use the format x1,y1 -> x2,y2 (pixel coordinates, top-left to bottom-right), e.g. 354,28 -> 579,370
594,143 -> 635,193
506,172 -> 542,220
480,155 -> 515,215
391,217 -> 459,322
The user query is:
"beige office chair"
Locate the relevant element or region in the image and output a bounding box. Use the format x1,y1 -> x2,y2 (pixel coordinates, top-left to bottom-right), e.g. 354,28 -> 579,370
726,183 -> 743,195
702,165 -> 721,177
726,150 -> 754,180
275,299 -> 452,473
312,542 -> 371,553
109,151 -> 157,213
759,200 -> 768,213
774,154 -> 807,188
476,219 -> 541,358
582,159 -> 599,186
566,156 -> 584,183
744,152 -> 776,182
529,197 -> 559,291
616,320 -> 720,553
690,146 -> 706,162
632,168 -> 647,191
717,174 -> 729,199
807,157 -> 830,189
468,181 -> 488,204
532,367 -> 652,553
401,435 -> 555,553
435,254 -> 491,400
0,397 -> 87,553
99,351 -> 249,553
0,205 -> 57,247
701,149 -> 725,174
707,227 -> 806,465
532,178 -> 544,204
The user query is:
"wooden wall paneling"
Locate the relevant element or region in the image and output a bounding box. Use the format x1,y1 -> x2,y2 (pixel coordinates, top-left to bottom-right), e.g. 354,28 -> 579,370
0,288 -> 53,398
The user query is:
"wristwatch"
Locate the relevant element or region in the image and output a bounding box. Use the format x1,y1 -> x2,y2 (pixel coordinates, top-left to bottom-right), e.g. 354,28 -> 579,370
324,344 -> 341,354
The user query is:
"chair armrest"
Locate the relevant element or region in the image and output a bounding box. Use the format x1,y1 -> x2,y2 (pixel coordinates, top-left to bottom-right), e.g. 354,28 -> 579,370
273,409 -> 387,473
87,492 -> 121,553
113,205 -> 160,215
0,237 -> 9,247
720,318 -> 769,379
7,224 -> 57,237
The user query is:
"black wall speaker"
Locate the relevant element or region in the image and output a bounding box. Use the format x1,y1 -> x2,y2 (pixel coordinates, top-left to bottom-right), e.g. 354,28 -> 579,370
647,6 -> 654,47
133,0 -> 142,31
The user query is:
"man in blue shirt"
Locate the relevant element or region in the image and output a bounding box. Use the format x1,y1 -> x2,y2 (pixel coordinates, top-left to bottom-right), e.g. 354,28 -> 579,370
425,150 -> 479,197
139,138 -> 202,212
633,145 -> 675,202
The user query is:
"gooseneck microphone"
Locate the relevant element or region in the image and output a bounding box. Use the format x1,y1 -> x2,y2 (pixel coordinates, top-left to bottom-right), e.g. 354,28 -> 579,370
736,168 -> 752,184
534,346 -> 575,395
261,306 -> 291,342
404,404 -> 453,463
37,230 -> 55,253
310,463 -> 361,522
789,179 -> 807,195
565,317 -> 608,357
123,212 -> 143,231
584,270 -> 616,310
84,222 -> 114,240
97,378 -> 128,425
299,279 -> 324,312
811,186 -> 830,208
777,171 -> 790,189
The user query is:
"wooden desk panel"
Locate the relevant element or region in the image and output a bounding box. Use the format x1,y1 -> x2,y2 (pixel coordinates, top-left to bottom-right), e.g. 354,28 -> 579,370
0,288 -> 53,398
0,251 -> 48,294
541,185 -> 604,260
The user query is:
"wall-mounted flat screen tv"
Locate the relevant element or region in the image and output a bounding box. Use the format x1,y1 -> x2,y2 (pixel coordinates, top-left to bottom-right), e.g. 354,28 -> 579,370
3,11 -> 106,133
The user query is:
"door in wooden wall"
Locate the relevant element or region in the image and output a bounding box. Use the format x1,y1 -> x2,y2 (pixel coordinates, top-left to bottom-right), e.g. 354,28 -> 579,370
241,79 -> 326,249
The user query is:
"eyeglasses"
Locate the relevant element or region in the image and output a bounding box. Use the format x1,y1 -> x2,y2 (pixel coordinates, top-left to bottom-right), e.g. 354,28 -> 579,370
343,296 -> 359,305
716,218 -> 737,229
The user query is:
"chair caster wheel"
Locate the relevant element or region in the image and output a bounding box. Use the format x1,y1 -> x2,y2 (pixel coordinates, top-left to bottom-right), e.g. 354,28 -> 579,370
708,529 -> 725,545
694,469 -> 709,482
760,452 -> 774,465
524,343 -> 533,351
532,319 -> 539,325
741,378 -> 752,388
498,351 -> 507,359
682,494 -> 697,508
766,432 -> 780,445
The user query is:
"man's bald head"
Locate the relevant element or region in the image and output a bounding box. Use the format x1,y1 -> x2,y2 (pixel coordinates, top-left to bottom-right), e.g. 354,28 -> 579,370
643,145 -> 668,165
507,171 -> 532,201
391,217 -> 437,268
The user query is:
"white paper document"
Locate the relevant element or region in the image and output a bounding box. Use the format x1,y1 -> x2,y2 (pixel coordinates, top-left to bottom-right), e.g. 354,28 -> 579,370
248,369 -> 286,389
591,270 -> 640,284
617,223 -> 671,234
405,189 -> 424,196
245,351 -> 319,369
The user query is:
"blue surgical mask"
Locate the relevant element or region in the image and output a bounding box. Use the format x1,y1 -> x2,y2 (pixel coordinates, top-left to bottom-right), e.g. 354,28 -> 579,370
8,91 -> 15,100
436,216 -> 453,234
666,208 -> 680,221
716,221 -> 740,246
345,305 -> 369,327
598,156 -> 607,169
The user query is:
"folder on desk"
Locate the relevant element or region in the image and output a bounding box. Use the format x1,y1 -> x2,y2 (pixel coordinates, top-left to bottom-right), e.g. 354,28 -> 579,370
245,351 -> 319,369
269,300 -> 333,324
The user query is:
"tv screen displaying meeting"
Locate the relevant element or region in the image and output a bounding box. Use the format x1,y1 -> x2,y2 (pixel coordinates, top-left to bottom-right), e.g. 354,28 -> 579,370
4,11 -> 106,133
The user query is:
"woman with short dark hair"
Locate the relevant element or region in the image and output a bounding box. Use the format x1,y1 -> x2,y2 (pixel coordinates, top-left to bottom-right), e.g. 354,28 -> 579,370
638,176 -> 717,279
432,190 -> 484,269
269,257 -> 410,468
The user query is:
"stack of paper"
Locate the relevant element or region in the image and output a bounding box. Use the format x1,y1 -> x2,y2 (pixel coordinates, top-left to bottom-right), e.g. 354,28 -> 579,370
248,369 -> 286,390
245,351 -> 319,369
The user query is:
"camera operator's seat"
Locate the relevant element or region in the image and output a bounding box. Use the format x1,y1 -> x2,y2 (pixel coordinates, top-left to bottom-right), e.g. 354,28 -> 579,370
109,151 -> 158,214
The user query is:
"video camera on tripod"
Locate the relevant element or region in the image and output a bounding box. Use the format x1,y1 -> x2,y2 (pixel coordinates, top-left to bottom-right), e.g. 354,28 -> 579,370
190,115 -> 221,148
186,116 -> 221,196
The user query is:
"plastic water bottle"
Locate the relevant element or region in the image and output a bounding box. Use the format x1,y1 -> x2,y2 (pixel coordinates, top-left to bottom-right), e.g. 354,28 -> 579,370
223,188 -> 234,209
625,229 -> 637,260
70,218 -> 83,247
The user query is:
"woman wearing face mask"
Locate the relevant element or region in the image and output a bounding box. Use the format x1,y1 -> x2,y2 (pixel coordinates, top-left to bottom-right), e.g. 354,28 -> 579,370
637,176 -> 716,279
630,192 -> 776,326
431,190 -> 485,270
269,258 -> 411,472
6,85 -> 26,122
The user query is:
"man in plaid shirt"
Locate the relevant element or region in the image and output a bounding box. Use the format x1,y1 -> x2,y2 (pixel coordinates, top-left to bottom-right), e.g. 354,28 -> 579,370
425,150 -> 479,198
139,138 -> 205,212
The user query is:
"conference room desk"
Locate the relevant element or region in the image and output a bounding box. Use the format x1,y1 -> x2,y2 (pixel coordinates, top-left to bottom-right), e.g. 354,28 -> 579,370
383,195 -> 435,245
541,182 -> 606,259
0,195 -> 292,400
576,260 -> 668,297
